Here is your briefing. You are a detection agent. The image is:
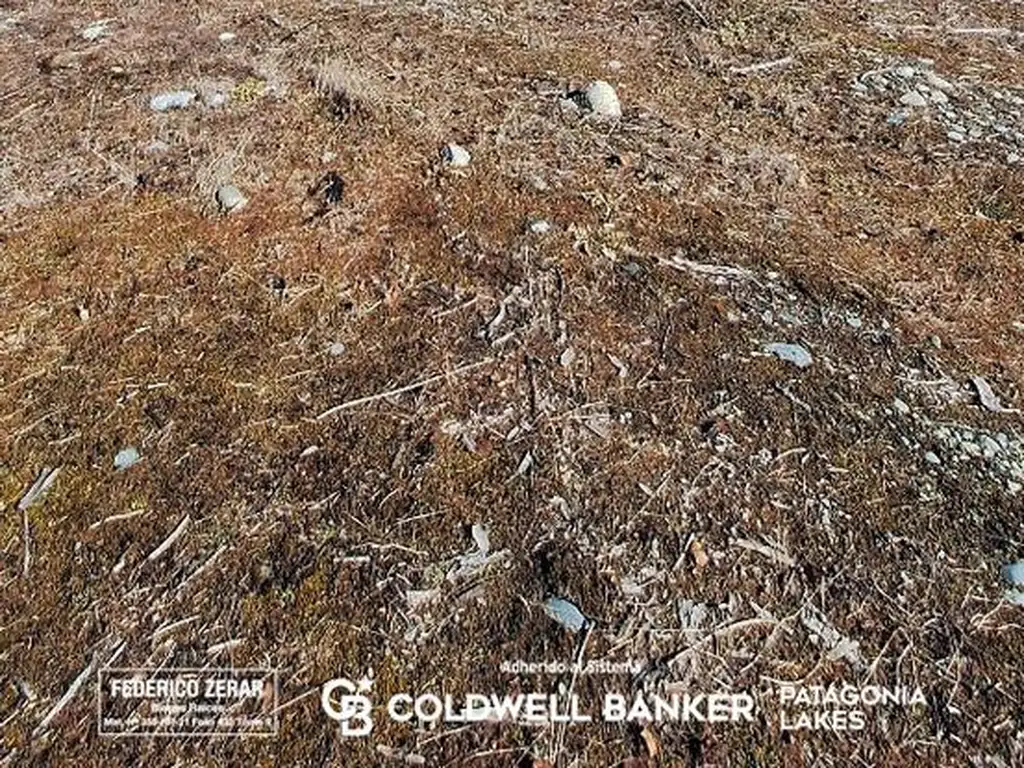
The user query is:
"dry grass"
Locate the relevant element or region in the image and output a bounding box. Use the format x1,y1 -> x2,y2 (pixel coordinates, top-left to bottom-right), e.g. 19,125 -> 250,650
2,0 -> 1024,765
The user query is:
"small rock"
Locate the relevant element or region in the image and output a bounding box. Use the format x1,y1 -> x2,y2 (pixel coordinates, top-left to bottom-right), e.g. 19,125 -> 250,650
929,90 -> 949,105
81,19 -> 113,41
560,347 -> 576,367
980,435 -> 1001,458
144,140 -> 170,154
114,446 -> 141,471
584,80 -> 622,118
963,441 -> 982,458
1003,561 -> 1024,586
327,342 -> 346,357
441,143 -> 471,167
900,90 -> 928,108
204,91 -> 229,108
150,90 -> 196,112
971,375 -> 1006,413
887,109 -> 909,127
528,219 -> 551,235
216,184 -> 248,213
606,59 -> 623,71
895,65 -> 917,79
542,597 -> 587,633
925,72 -> 955,92
218,31 -> 237,43
924,451 -> 941,466
893,398 -> 911,416
948,130 -> 966,143
764,342 -> 813,369
1009,481 -> 1023,495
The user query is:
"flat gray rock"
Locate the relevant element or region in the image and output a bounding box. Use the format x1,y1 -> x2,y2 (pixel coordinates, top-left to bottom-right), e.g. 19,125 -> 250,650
764,342 -> 813,368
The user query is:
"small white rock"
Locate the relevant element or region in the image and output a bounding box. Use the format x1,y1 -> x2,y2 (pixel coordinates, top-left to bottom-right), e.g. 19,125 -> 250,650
929,90 -> 949,105
900,90 -> 928,108
204,91 -> 229,108
81,19 -> 113,41
327,342 -> 347,357
216,184 -> 248,213
924,451 -> 941,466
584,80 -> 622,118
948,130 -> 965,142
441,143 -> 471,167
528,219 -> 551,235
218,31 -> 237,43
150,90 -> 196,112
895,65 -> 917,79
114,446 -> 141,471
925,72 -> 954,92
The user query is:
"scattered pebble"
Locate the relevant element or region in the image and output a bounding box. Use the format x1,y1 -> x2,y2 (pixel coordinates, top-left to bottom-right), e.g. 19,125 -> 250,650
971,375 -> 1007,413
900,90 -> 928,108
542,597 -> 587,633
764,342 -> 813,368
216,184 -> 248,213
1003,561 -> 1024,605
925,72 -> 955,93
584,80 -> 622,118
81,19 -> 113,41
204,91 -> 229,108
441,143 -> 471,167
924,451 -> 941,466
887,110 -> 909,127
218,32 -> 237,43
893,398 -> 911,416
528,219 -> 551,235
150,90 -> 196,112
327,342 -> 346,357
114,446 -> 141,471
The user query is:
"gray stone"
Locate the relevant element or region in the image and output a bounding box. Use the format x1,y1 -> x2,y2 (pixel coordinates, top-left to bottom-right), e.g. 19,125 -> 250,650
893,398 -> 911,416
528,219 -> 551,235
924,451 -> 941,466
114,446 -> 141,471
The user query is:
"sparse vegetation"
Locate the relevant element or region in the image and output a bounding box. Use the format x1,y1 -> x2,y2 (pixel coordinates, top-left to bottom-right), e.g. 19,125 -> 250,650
1,1 -> 1024,766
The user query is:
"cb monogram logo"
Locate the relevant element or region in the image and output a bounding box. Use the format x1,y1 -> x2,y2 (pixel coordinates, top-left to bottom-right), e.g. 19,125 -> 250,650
321,676 -> 374,737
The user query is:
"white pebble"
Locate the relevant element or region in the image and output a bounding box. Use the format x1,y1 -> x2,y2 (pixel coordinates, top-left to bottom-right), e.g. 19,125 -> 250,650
528,219 -> 551,235
900,90 -> 928,108
216,184 -> 248,213
585,80 -> 622,118
441,143 -> 471,167
150,90 -> 196,112
218,32 -> 237,43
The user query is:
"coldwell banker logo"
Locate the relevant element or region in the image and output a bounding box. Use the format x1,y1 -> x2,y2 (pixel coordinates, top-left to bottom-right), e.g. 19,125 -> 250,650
322,676 -> 375,736
321,674 -> 755,737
